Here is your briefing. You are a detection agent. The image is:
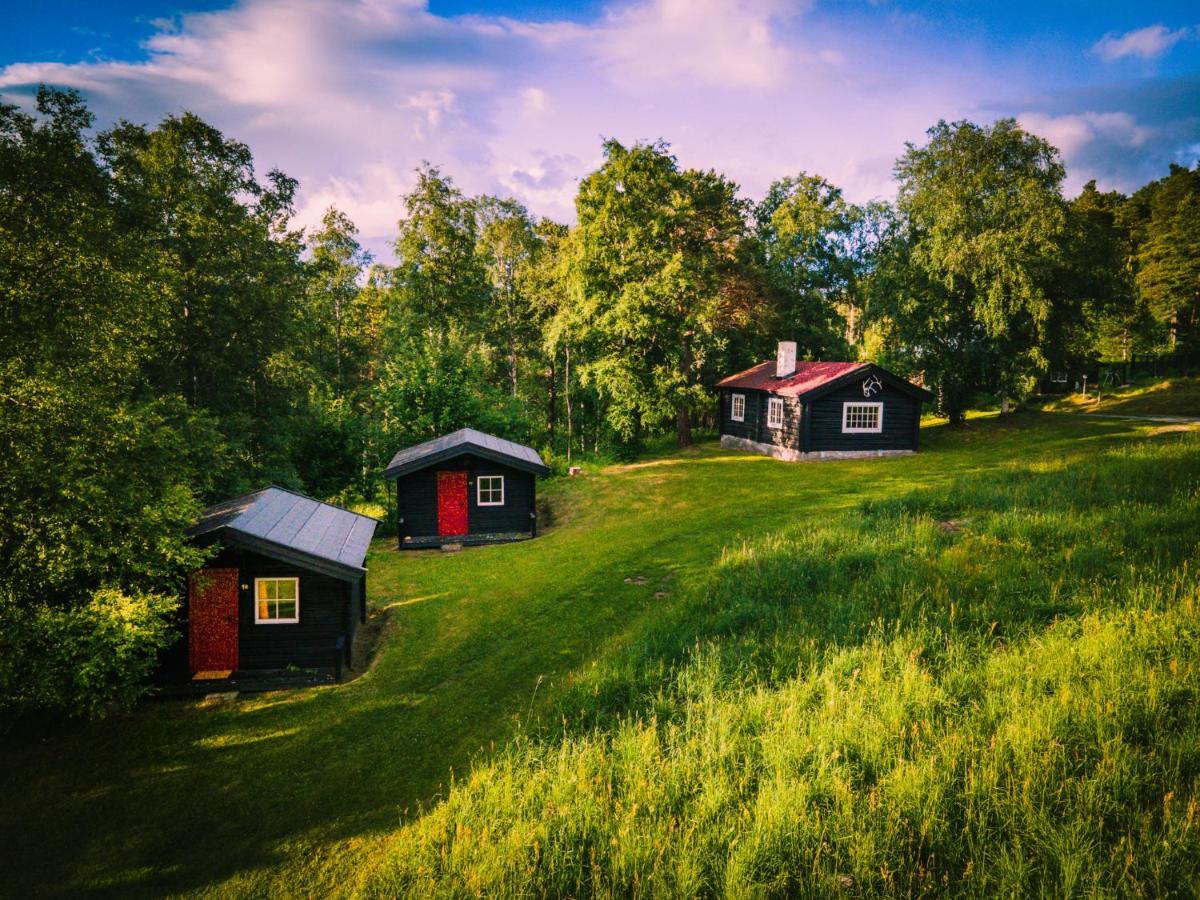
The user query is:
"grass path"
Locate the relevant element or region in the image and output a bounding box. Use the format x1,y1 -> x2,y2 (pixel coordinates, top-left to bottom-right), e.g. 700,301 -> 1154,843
0,412 -> 1177,897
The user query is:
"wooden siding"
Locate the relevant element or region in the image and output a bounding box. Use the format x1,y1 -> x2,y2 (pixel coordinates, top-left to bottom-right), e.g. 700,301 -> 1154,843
212,546 -> 351,670
396,452 -> 536,542
806,381 -> 920,452
719,388 -> 802,450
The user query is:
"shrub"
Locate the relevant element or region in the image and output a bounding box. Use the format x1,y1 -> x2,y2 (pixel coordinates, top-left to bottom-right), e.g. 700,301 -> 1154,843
0,588 -> 178,718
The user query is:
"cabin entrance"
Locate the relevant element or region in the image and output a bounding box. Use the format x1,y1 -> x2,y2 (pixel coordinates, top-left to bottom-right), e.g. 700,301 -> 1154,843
437,470 -> 469,536
188,568 -> 240,673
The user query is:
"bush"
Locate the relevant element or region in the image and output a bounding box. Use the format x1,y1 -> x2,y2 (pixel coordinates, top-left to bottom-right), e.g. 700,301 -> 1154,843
0,588 -> 178,718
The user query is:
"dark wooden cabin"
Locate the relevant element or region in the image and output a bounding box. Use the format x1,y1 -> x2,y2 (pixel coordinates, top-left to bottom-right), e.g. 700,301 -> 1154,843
384,428 -> 550,548
717,342 -> 933,461
167,487 -> 378,682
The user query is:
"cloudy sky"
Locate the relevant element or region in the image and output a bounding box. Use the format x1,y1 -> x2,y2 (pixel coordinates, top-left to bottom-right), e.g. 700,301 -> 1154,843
2,0 -> 1198,260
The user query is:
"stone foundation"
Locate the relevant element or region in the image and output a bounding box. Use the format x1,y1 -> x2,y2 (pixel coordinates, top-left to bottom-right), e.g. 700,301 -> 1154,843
720,434 -> 915,462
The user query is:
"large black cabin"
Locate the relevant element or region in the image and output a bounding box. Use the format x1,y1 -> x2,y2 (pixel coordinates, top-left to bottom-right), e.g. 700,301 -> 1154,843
165,487 -> 378,682
717,342 -> 932,461
384,428 -> 550,548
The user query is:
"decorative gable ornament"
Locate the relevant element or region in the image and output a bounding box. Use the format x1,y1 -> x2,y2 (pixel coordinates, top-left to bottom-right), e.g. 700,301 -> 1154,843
862,374 -> 883,397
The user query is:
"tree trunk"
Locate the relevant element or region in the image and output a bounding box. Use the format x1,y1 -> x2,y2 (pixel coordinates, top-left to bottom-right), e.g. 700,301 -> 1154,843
547,355 -> 557,438
565,343 -> 572,464
335,293 -> 343,398
676,338 -> 693,447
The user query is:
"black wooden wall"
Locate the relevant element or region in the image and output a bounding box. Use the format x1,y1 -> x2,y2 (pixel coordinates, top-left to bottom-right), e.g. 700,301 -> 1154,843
806,382 -> 920,452
719,388 -> 802,449
396,453 -> 536,540
201,546 -> 353,671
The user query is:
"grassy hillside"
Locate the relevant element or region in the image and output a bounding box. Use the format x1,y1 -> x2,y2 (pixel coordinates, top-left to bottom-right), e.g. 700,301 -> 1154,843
1039,375 -> 1200,418
2,412 -> 1199,896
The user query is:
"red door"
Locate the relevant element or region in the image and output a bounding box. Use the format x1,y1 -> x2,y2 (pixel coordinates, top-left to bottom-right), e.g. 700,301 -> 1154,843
189,568 -> 240,673
437,470 -> 469,536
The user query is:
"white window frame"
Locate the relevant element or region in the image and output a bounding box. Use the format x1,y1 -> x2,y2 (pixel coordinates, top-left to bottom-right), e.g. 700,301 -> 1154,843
477,474 -> 505,506
842,401 -> 883,434
766,397 -> 784,430
254,577 -> 300,625
730,393 -> 745,423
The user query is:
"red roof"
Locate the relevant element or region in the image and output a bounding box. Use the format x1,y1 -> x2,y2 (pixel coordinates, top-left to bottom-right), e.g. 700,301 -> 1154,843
716,360 -> 867,397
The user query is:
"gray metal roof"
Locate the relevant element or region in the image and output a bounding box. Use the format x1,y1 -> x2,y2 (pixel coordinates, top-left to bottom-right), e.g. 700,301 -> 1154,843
188,487 -> 378,578
383,427 -> 550,479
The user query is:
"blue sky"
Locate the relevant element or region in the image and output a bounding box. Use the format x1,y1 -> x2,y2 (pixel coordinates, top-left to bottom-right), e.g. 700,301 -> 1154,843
2,1 -> 1197,260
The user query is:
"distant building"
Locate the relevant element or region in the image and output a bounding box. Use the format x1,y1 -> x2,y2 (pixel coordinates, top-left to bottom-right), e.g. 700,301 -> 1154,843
384,428 -> 550,549
716,342 -> 932,461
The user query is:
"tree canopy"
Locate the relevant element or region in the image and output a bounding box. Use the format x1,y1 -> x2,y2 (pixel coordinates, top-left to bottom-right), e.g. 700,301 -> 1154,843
1,87 -> 1194,714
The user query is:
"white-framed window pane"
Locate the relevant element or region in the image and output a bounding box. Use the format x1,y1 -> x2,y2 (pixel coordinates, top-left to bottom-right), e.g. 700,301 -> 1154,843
477,475 -> 505,506
767,397 -> 784,429
731,394 -> 745,422
842,402 -> 882,433
254,578 -> 300,623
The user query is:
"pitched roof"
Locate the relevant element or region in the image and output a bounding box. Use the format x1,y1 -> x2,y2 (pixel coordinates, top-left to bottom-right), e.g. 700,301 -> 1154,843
383,427 -> 550,479
717,360 -> 868,397
188,487 -> 378,579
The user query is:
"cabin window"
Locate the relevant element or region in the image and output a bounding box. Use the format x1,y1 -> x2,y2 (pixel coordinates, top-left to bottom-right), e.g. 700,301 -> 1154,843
254,577 -> 299,624
730,393 -> 745,422
766,397 -> 784,429
842,401 -> 883,433
477,474 -> 505,506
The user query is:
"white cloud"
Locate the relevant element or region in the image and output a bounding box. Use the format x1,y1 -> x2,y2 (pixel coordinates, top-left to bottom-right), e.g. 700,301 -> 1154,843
592,0 -> 801,89
2,0 -> 1190,260
520,86 -> 547,117
1093,24 -> 1194,61
1018,111 -> 1153,156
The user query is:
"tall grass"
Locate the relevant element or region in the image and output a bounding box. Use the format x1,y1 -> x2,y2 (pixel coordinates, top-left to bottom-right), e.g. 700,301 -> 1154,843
358,434 -> 1200,896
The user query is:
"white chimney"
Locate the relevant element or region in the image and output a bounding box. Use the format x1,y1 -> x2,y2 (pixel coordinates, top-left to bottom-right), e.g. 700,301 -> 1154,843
776,341 -> 797,377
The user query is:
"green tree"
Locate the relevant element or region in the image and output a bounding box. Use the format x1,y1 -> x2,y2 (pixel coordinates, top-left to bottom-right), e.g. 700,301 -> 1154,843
100,111 -> 308,489
1130,164 -> 1200,369
392,164 -> 489,343
474,197 -> 541,397
752,173 -> 854,357
305,206 -> 373,397
572,140 -> 752,448
869,119 -> 1067,421
0,89 -> 214,715
1046,181 -> 1157,376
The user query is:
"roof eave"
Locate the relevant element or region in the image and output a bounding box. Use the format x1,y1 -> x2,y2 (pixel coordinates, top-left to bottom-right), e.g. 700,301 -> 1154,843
384,443 -> 550,479
216,528 -> 373,581
794,364 -> 932,403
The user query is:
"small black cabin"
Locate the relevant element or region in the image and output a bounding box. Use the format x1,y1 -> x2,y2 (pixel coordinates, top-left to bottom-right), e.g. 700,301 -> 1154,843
384,428 -> 550,548
169,487 -> 378,681
717,342 -> 933,461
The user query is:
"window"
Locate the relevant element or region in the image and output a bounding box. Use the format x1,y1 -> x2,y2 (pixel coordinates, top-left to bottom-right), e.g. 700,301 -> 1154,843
842,402 -> 883,433
255,577 -> 299,624
477,474 -> 505,506
767,397 -> 784,430
730,393 -> 745,422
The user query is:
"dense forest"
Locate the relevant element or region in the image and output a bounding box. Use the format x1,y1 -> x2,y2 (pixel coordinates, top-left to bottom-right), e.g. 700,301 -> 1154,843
1,86 -> 1197,715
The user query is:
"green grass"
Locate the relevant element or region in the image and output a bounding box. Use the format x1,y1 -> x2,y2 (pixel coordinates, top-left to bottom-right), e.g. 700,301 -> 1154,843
1,411 -> 1198,896
1038,375 -> 1200,418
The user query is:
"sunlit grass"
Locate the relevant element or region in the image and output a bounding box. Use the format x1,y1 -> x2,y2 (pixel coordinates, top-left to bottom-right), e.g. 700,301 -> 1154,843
1,407 -> 1197,897
1038,375 -> 1200,417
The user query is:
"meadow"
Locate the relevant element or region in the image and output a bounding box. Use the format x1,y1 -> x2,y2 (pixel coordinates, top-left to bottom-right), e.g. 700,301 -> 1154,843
1038,374 -> 1200,418
2,408 -> 1199,896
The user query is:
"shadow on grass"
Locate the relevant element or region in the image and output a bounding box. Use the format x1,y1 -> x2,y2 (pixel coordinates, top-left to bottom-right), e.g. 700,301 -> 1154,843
0,412 -> 1165,897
